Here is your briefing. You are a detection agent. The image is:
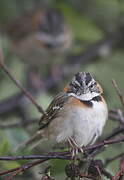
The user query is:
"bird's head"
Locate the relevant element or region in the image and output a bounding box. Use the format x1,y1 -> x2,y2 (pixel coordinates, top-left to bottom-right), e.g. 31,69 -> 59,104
64,72 -> 103,101
35,8 -> 72,51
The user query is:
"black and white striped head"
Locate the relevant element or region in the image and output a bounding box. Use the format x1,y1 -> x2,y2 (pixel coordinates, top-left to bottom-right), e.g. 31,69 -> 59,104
66,72 -> 103,101
36,8 -> 72,50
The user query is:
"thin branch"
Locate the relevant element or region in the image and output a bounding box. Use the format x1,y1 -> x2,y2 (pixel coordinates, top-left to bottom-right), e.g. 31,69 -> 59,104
109,110 -> 124,123
112,79 -> 124,107
0,48 -> 45,115
0,135 -> 124,162
105,153 -> 124,167
84,134 -> 124,158
83,135 -> 124,151
0,154 -> 71,161
0,159 -> 49,177
0,152 -> 71,178
0,63 -> 46,115
112,156 -> 124,180
102,169 -> 113,180
104,126 -> 124,140
0,135 -> 124,178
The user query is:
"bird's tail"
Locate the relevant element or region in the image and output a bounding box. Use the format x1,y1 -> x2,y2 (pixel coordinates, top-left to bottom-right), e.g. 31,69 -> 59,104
14,130 -> 44,152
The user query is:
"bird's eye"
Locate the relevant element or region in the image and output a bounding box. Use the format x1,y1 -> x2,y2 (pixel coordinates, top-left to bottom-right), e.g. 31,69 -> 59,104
89,82 -> 97,89
90,84 -> 94,88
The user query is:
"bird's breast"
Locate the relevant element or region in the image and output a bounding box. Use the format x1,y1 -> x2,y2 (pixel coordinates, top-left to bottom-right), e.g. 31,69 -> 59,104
52,96 -> 108,147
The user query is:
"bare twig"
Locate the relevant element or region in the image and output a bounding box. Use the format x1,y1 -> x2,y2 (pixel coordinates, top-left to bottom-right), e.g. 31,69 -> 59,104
0,159 -> 49,177
105,153 -> 124,167
84,134 -> 124,158
102,169 -> 113,180
83,135 -> 124,151
0,152 -> 71,178
0,154 -> 71,161
0,48 -> 45,115
109,110 -> 124,123
86,160 -> 113,180
0,135 -> 123,161
14,130 -> 43,151
104,126 -> 124,140
112,156 -> 124,180
0,135 -> 123,178
0,63 -> 46,115
112,79 -> 124,107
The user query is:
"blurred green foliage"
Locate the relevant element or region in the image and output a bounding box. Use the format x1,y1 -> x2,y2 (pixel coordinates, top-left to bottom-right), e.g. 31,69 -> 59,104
0,0 -> 124,179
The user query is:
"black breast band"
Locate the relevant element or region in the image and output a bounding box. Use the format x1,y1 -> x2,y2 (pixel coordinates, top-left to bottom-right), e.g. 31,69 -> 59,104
92,96 -> 102,102
79,96 -> 102,107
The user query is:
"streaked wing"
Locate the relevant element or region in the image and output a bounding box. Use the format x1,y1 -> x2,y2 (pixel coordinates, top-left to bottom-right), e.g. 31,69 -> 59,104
39,92 -> 69,129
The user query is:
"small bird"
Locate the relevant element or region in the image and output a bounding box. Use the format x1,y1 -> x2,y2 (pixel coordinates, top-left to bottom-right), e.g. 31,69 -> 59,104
0,8 -> 72,120
18,72 -> 108,155
5,8 -> 72,66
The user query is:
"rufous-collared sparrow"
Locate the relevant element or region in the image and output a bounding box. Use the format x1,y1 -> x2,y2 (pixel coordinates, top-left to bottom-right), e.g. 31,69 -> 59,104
5,8 -> 72,66
20,72 -> 108,154
38,72 -> 108,153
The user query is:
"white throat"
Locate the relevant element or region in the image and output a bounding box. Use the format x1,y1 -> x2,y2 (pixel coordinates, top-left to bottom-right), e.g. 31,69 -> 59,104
68,92 -> 100,101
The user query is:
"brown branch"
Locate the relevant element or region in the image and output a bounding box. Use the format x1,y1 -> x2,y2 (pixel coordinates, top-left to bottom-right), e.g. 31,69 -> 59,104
0,135 -> 124,178
112,156 -> 124,180
82,159 -> 113,180
0,63 -> 46,115
83,135 -> 124,151
0,159 -> 49,177
0,152 -> 70,178
84,134 -> 124,158
0,135 -> 124,175
0,135 -> 123,162
0,48 -> 45,115
112,79 -> 124,107
0,154 -> 71,161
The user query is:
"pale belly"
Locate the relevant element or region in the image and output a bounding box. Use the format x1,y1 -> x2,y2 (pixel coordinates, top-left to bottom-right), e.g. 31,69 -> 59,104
47,101 -> 108,147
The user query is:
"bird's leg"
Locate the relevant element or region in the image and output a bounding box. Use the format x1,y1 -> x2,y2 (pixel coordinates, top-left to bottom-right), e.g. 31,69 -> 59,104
68,139 -> 78,161
70,138 -> 84,154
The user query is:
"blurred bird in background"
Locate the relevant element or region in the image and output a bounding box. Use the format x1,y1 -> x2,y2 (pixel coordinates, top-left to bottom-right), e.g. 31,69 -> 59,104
5,7 -> 72,73
0,7 -> 73,121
